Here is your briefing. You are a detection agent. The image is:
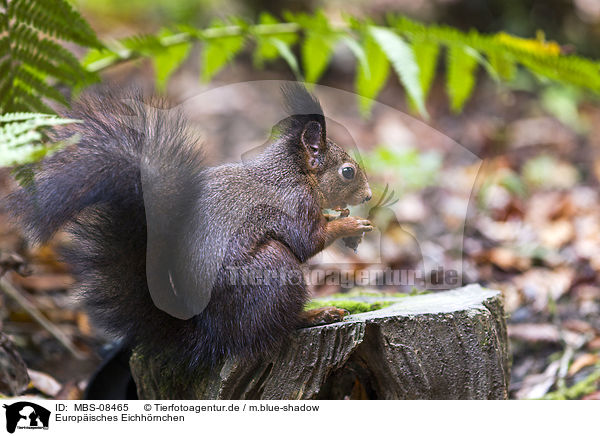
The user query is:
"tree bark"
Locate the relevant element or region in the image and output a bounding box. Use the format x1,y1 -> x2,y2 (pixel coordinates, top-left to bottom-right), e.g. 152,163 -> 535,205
130,284 -> 509,399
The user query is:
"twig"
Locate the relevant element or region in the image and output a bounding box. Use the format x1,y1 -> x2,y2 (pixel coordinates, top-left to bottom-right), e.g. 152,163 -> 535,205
548,293 -> 591,391
0,277 -> 86,360
0,252 -> 31,277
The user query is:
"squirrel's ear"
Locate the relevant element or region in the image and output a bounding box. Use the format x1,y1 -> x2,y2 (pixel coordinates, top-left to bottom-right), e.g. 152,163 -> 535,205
301,120 -> 325,169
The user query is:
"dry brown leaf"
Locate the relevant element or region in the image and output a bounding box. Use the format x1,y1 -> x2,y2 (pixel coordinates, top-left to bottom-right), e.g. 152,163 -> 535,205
76,312 -> 93,337
588,336 -> 600,351
11,273 -> 74,293
573,215 -> 600,268
508,323 -> 560,343
28,240 -> 70,272
573,285 -> 600,301
562,319 -> 596,335
538,220 -> 574,249
476,217 -> 525,243
507,117 -> 576,152
513,267 -> 575,311
27,369 -> 61,397
526,192 -> 567,225
568,353 -> 599,376
487,247 -> 531,271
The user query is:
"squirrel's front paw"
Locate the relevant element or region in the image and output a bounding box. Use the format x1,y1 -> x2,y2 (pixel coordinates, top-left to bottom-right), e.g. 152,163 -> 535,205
299,306 -> 349,327
340,216 -> 373,237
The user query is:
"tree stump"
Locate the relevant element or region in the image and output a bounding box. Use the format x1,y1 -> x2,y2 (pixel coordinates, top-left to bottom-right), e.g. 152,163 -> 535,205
130,284 -> 509,399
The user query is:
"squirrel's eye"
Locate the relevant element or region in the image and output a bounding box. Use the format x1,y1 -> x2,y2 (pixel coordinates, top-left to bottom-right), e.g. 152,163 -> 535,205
341,165 -> 355,180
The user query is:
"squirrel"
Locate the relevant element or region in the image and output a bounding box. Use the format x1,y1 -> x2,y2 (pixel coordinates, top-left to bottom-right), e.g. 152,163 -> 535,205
4,83 -> 373,372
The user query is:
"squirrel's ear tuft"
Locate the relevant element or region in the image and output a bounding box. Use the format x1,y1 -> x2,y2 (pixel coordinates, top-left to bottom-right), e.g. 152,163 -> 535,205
281,83 -> 323,117
281,83 -> 326,134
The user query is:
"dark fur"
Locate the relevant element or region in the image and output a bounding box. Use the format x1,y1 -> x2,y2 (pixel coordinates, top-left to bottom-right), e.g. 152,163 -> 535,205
4,85 -> 370,369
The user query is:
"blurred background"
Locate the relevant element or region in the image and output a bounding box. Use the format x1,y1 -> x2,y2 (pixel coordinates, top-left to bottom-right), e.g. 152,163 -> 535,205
1,0 -> 600,399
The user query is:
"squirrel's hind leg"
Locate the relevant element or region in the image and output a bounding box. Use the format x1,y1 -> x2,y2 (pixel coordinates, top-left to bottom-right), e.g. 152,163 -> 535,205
210,239 -> 310,360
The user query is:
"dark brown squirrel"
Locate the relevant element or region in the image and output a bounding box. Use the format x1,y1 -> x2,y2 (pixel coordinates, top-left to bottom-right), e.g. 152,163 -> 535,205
4,83 -> 372,371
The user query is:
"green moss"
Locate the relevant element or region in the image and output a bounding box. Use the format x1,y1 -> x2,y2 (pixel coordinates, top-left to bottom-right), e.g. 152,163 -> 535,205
323,289 -> 409,299
540,367 -> 600,400
304,289 -> 413,314
304,299 -> 395,314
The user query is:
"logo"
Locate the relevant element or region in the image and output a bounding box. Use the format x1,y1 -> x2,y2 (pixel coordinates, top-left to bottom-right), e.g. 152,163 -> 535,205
3,402 -> 50,433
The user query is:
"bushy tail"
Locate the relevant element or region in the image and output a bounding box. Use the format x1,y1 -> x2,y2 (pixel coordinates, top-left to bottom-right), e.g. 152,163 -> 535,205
4,91 -> 204,349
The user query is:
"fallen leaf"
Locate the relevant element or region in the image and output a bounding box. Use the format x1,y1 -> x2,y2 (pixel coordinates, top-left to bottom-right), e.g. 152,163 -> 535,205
27,369 -> 61,397
487,247 -> 531,271
513,267 -> 575,311
76,313 -> 93,336
11,273 -> 74,293
562,319 -> 596,335
588,336 -> 600,351
568,353 -> 599,376
508,323 -> 560,343
507,117 -> 576,153
538,220 -> 574,249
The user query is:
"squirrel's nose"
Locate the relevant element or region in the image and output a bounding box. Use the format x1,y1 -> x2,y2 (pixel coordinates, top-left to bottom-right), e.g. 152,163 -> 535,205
364,188 -> 372,203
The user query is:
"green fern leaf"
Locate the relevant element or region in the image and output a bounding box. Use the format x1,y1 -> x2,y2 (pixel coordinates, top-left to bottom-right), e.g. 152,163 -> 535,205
253,12 -> 298,67
12,47 -> 81,84
153,37 -> 191,92
0,113 -> 80,167
369,26 -> 426,117
0,112 -> 54,122
412,40 -> 439,103
341,36 -> 370,79
12,88 -> 54,113
201,21 -> 244,82
12,0 -> 102,49
295,11 -> 338,83
446,45 -> 479,113
13,66 -> 69,107
355,33 -> 390,116
0,0 -> 101,113
301,32 -> 337,84
487,49 -> 516,81
271,38 -> 302,80
122,34 -> 164,54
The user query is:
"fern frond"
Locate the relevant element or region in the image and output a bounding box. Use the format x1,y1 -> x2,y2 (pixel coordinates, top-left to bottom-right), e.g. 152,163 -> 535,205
0,112 -> 55,121
10,88 -> 54,113
412,40 -> 439,103
288,11 -> 338,83
200,20 -> 245,82
0,0 -> 102,114
446,46 -> 479,113
80,11 -> 600,115
369,26 -> 425,116
0,112 -> 79,167
355,32 -> 390,115
252,13 -> 297,67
